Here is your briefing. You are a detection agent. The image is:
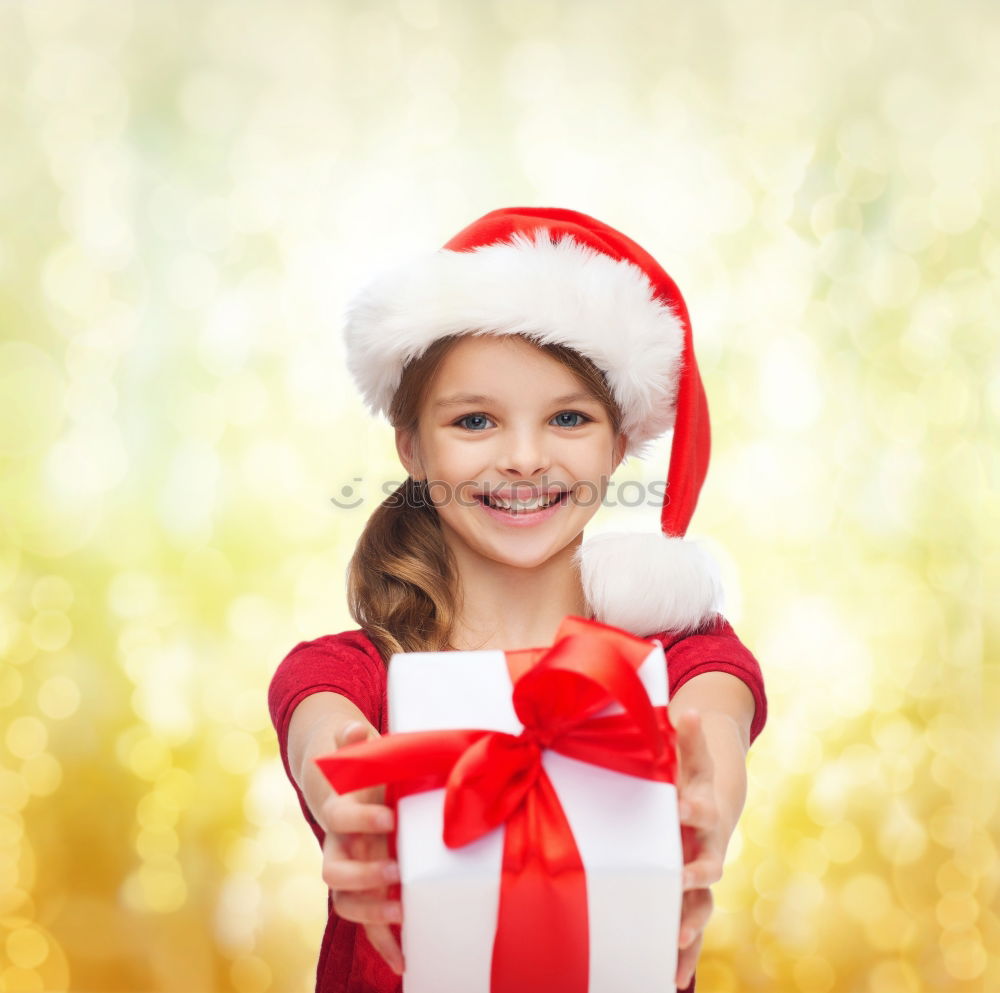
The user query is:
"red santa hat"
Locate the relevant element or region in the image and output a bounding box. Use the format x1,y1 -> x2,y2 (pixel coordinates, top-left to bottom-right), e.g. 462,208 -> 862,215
342,206 -> 724,636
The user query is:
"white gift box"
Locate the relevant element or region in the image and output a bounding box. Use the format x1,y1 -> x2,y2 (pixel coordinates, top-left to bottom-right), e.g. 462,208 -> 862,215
387,637 -> 682,993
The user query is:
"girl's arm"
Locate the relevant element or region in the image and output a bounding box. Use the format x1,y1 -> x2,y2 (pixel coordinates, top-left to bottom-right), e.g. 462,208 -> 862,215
287,690 -> 373,821
669,671 -> 754,843
286,692 -> 405,975
667,671 -> 756,989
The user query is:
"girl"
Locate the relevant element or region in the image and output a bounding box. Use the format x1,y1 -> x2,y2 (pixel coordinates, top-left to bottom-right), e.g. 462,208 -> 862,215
269,207 -> 768,993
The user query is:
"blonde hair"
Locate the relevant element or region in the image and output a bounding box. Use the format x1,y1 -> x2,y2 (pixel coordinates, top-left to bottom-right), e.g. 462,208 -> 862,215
346,333 -> 625,664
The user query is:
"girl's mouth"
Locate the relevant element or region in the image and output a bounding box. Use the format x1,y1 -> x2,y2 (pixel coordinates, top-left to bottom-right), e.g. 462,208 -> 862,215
475,491 -> 570,526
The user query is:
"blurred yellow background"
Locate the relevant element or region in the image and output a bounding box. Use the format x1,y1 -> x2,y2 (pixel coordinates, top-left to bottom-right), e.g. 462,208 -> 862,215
1,0 -> 997,991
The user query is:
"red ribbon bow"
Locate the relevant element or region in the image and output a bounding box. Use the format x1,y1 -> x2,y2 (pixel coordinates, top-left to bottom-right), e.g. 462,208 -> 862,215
316,615 -> 678,993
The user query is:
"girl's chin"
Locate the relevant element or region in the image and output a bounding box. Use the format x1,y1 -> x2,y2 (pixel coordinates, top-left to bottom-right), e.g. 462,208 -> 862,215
474,524 -> 587,570
437,501 -> 591,558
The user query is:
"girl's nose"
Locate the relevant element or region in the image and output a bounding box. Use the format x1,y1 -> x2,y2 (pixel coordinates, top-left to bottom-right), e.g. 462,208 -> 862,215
498,430 -> 551,478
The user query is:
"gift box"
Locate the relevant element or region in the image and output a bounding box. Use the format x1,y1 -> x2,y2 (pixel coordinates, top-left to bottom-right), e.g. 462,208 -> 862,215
317,615 -> 683,993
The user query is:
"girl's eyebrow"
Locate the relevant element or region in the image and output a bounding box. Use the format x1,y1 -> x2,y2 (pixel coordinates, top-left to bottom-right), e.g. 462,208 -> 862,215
434,390 -> 599,408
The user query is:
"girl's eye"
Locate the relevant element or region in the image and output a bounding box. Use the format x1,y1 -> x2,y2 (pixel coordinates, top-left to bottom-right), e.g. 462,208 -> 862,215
453,411 -> 593,431
455,413 -> 493,431
552,411 -> 590,428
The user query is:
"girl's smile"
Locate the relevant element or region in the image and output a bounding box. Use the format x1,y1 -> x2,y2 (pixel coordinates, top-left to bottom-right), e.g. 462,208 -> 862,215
474,488 -> 571,526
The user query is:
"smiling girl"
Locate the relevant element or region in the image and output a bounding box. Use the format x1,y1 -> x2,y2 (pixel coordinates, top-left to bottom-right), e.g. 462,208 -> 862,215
268,207 -> 768,993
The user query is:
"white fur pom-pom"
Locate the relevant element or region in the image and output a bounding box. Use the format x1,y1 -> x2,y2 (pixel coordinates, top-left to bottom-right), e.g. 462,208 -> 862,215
573,531 -> 725,638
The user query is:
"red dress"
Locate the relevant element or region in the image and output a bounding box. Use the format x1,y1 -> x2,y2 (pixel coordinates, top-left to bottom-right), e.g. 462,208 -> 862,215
267,616 -> 768,993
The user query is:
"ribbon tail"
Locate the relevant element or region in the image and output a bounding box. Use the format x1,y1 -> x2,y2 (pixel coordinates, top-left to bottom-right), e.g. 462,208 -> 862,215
315,728 -> 487,798
490,770 -> 589,993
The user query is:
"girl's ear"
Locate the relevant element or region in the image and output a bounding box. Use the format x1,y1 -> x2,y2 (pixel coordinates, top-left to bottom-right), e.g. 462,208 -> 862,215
612,431 -> 628,472
395,426 -> 423,480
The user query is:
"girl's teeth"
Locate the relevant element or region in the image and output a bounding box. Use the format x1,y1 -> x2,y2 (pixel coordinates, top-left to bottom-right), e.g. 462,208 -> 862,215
489,494 -> 559,511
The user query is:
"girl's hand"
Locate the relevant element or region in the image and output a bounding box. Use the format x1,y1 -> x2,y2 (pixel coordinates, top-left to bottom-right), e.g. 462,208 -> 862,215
318,721 -> 405,975
674,709 -> 725,990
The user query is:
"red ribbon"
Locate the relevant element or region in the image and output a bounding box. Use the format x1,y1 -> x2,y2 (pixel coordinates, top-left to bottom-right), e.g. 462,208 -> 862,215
315,615 -> 677,993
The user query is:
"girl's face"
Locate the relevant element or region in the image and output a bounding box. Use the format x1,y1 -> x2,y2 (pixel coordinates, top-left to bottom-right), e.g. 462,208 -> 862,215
396,335 -> 627,572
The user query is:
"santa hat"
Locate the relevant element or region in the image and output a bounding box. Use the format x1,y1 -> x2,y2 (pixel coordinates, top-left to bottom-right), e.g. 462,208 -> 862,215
342,206 -> 724,637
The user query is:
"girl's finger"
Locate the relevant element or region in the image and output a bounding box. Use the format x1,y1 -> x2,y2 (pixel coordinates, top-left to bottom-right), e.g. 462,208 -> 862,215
322,825 -> 350,862
324,797 -> 395,835
364,922 -> 405,976
678,786 -> 719,831
683,854 -> 724,891
320,815 -> 388,867
323,857 -> 400,892
332,889 -> 403,926
344,829 -> 389,864
318,786 -> 381,831
678,886 -> 714,949
675,929 -> 703,990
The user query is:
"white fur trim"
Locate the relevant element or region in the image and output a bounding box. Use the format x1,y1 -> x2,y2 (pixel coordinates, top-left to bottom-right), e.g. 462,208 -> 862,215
573,531 -> 724,637
343,228 -> 686,461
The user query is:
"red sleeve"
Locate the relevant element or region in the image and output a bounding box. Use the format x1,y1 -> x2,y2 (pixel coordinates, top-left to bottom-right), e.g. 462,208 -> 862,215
653,615 -> 768,747
267,631 -> 388,844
